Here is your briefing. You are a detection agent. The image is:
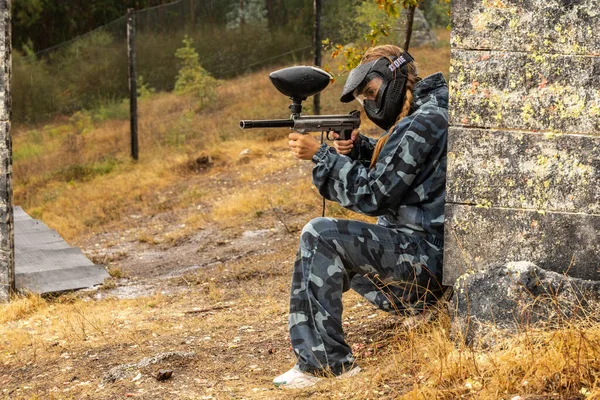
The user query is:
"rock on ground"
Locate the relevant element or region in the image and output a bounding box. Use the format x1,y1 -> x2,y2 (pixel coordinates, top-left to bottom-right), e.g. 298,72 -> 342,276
102,351 -> 196,383
450,261 -> 600,346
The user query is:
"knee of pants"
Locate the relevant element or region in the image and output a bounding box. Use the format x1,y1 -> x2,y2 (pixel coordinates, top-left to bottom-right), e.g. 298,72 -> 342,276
300,217 -> 338,248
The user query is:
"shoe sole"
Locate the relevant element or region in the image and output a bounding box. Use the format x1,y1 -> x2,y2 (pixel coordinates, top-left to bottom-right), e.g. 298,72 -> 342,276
274,366 -> 360,389
274,377 -> 322,389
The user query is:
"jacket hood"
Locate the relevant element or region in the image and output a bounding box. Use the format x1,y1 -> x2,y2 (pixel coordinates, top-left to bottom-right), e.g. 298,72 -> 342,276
411,72 -> 448,111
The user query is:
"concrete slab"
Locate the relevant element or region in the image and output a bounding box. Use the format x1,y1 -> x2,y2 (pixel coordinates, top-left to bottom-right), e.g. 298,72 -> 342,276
14,206 -> 110,294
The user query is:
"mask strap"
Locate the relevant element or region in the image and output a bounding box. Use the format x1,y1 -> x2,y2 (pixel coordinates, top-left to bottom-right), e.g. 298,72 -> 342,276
388,51 -> 414,73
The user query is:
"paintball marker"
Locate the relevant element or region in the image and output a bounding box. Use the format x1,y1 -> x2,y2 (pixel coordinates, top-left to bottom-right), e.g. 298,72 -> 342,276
240,66 -> 360,141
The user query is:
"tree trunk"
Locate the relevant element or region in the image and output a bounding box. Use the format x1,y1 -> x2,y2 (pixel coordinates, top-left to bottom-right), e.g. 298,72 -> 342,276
313,0 -> 321,115
403,5 -> 416,52
278,0 -> 287,26
190,0 -> 196,31
239,0 -> 244,32
266,0 -> 274,31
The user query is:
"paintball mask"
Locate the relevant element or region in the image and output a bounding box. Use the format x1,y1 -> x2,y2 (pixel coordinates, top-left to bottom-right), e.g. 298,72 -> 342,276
340,51 -> 414,130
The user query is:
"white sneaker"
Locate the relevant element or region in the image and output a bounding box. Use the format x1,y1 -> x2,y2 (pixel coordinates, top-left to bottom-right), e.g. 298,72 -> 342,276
273,366 -> 322,389
273,365 -> 361,389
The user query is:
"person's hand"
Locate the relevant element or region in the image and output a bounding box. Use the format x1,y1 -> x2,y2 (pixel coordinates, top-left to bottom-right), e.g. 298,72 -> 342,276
288,132 -> 321,160
332,130 -> 360,155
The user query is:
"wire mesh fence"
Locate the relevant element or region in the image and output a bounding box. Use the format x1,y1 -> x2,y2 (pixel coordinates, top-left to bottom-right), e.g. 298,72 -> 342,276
12,0 -> 449,132
14,0 -> 314,124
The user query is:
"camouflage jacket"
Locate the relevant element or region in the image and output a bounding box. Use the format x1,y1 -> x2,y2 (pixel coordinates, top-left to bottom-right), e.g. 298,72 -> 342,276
311,72 -> 448,241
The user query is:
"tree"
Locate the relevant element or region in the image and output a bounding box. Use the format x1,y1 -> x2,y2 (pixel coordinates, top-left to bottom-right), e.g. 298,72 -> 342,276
12,0 -> 176,53
327,0 -> 449,70
174,36 -> 218,105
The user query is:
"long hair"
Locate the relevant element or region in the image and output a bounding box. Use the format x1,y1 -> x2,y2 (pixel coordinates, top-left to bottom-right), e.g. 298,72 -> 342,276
361,45 -> 418,169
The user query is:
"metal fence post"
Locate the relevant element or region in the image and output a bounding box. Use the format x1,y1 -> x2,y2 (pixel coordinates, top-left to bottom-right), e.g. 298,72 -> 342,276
127,8 -> 139,161
313,0 -> 321,115
0,0 -> 14,302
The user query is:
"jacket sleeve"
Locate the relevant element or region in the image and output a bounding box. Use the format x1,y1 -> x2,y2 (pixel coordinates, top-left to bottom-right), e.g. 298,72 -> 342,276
352,133 -> 378,165
311,109 -> 447,216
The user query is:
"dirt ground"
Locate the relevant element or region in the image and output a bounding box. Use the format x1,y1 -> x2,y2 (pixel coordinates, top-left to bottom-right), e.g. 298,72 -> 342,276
1,154 -> 415,400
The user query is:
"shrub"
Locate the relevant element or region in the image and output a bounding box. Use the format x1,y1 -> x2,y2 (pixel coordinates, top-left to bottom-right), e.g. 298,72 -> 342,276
93,100 -> 129,122
421,0 -> 451,28
12,51 -> 65,123
13,22 -> 313,123
137,75 -> 155,99
174,36 -> 218,105
46,30 -> 128,114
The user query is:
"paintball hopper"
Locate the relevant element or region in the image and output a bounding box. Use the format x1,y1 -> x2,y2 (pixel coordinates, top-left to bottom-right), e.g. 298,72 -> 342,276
239,66 -> 359,141
269,66 -> 332,114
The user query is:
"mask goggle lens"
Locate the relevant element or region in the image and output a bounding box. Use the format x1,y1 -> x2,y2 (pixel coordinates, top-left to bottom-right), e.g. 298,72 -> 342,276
353,74 -> 385,112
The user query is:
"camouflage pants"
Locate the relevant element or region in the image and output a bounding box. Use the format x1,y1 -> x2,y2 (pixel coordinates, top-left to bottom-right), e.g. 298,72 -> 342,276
289,217 -> 444,375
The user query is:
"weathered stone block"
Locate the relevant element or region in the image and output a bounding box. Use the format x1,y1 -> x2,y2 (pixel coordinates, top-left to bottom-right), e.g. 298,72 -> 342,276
451,261 -> 600,346
0,283 -> 7,301
451,0 -> 600,55
0,0 -> 9,302
0,247 -> 11,300
0,1 -> 9,122
447,0 -> 600,345
449,50 -> 600,133
443,204 -> 600,285
0,218 -> 9,248
447,127 -> 600,214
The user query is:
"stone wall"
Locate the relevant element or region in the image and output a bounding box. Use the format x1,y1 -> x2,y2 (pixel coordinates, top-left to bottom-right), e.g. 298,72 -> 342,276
0,0 -> 12,302
444,0 -> 600,285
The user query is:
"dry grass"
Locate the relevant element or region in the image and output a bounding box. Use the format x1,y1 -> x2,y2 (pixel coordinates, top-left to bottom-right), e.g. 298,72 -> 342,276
1,293 -> 171,366
0,293 -> 48,324
3,32 -> 599,399
381,315 -> 600,399
2,290 -> 600,398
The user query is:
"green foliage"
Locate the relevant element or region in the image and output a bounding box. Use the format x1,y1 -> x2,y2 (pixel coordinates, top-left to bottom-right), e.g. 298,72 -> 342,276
12,30 -> 128,123
54,156 -> 121,183
14,0 -> 390,124
174,36 -> 218,104
14,129 -> 46,163
93,101 -> 129,122
12,51 -> 66,123
327,0 -> 418,71
69,111 -> 94,135
13,0 -> 45,29
13,23 -> 313,124
315,0 -> 363,45
137,75 -> 155,99
166,110 -> 196,148
12,0 -> 174,53
376,0 -> 401,18
421,0 -> 451,28
356,1 -> 400,44
326,0 -> 449,71
48,30 -> 128,113
45,125 -> 71,138
13,142 -> 44,162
